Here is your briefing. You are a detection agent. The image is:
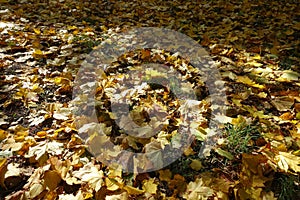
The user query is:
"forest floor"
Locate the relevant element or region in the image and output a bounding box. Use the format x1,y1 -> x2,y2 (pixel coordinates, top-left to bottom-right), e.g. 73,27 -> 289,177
0,0 -> 300,199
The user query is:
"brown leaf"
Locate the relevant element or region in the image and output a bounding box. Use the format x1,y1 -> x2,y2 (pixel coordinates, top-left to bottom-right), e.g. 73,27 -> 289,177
44,170 -> 61,191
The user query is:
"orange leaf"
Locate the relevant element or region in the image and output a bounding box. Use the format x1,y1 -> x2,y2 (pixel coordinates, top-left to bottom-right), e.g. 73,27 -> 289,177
279,112 -> 294,120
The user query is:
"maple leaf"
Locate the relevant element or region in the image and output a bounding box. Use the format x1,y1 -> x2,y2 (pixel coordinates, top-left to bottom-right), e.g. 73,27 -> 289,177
183,178 -> 214,200
25,141 -> 64,161
72,163 -> 104,191
275,152 -> 300,173
142,178 -> 158,194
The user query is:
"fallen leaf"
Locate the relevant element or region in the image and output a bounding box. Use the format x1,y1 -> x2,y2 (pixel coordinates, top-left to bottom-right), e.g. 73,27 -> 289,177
236,76 -> 265,89
275,152 -> 300,172
72,163 -> 104,191
44,170 -> 61,191
190,159 -> 203,171
183,178 -> 214,200
142,178 -> 157,194
215,148 -> 234,160
123,185 -> 145,195
0,158 -> 7,189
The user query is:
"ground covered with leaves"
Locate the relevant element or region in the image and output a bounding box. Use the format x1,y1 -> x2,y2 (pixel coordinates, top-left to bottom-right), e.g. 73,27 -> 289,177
0,0 -> 300,199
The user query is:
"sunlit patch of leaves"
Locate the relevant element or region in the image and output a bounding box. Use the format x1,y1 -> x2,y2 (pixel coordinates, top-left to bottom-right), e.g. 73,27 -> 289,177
0,0 -> 299,199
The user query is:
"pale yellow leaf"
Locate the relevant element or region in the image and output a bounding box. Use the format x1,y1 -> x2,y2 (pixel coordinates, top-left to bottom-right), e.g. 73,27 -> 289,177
183,178 -> 214,200
142,178 -> 157,194
29,183 -> 44,199
105,192 -> 128,200
275,152 -> 300,172
123,185 -> 145,195
236,76 -> 265,89
72,163 -> 104,191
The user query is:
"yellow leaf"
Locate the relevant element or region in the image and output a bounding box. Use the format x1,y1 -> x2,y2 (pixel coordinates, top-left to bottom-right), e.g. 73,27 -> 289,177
105,192 -> 128,200
14,130 -> 28,142
123,185 -> 145,195
236,76 -> 265,89
232,98 -> 242,106
49,157 -> 71,179
261,191 -> 277,200
0,158 -> 7,189
229,36 -> 239,42
29,183 -> 44,199
253,110 -> 270,119
276,143 -> 287,152
271,96 -> 294,112
183,178 -> 214,200
184,146 -> 195,156
33,28 -> 41,35
296,112 -> 300,120
73,29 -> 79,35
245,187 -> 262,200
252,54 -> 261,60
34,49 -> 43,55
145,69 -> 167,79
257,92 -> 267,98
48,27 -> 56,35
221,71 -> 237,80
142,178 -> 157,194
32,83 -> 42,92
72,163 -> 104,191
67,25 -> 77,30
105,177 -> 121,191
293,150 -> 300,156
100,25 -> 107,31
275,152 -> 300,172
278,71 -> 299,82
54,77 -> 70,86
33,49 -> 44,58
159,169 -> 172,182
190,159 -> 203,171
54,77 -> 62,85
191,128 -> 206,141
246,61 -> 263,67
0,129 -> 8,141
58,192 -> 84,200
